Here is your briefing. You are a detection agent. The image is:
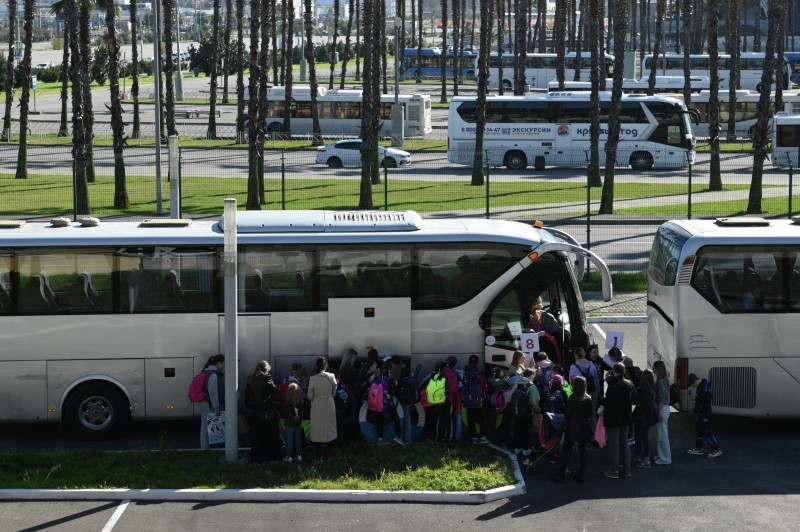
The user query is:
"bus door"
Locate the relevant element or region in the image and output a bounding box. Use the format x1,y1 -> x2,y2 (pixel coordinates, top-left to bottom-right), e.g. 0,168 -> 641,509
553,122 -> 582,166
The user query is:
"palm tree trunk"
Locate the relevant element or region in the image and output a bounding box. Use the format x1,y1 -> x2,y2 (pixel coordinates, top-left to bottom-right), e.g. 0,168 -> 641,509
246,0 -> 261,209
440,0 -> 448,103
282,0 -> 294,137
107,0 -> 130,208
329,0 -> 340,89
727,0 -> 741,139
79,3 -> 96,183
222,0 -> 232,103
359,0 -> 378,209
304,0 -> 323,145
66,0 -> 89,214
513,0 -> 528,95
340,0 -> 355,88
207,0 -> 221,139
554,0 -> 567,89
647,0 -> 666,95
2,0 -> 17,143
164,0 -> 177,137
471,0 -> 493,187
588,0 -> 602,188
15,0 -> 34,180
681,0 -> 692,105
131,0 -> 141,139
59,25 -> 69,137
258,0 -> 269,204
236,0 -> 245,143
707,0 -> 722,192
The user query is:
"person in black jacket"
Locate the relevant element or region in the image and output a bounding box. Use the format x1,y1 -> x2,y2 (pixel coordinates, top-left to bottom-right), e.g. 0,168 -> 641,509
245,360 -> 279,464
603,362 -> 635,479
550,376 -> 593,483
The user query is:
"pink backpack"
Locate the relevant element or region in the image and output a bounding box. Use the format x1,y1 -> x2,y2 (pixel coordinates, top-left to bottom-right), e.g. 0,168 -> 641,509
367,381 -> 384,412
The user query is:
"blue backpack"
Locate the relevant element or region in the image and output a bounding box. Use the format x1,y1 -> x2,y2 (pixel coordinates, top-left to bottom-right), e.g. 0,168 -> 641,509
460,370 -> 484,408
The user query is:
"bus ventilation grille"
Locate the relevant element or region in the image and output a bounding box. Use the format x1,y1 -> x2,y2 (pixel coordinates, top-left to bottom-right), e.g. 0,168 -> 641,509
709,366 -> 756,410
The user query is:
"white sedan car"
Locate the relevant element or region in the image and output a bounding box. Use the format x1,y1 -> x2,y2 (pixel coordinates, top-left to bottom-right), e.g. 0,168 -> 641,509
315,139 -> 411,168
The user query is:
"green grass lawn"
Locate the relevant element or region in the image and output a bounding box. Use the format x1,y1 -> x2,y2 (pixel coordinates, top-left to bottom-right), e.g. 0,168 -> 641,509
1,171 -> 779,218
0,443 -> 515,491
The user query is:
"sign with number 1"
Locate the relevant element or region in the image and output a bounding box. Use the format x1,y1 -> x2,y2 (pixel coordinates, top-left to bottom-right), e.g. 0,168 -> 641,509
605,331 -> 624,350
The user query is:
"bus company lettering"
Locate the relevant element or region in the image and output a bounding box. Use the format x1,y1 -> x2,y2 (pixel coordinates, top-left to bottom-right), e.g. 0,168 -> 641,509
575,126 -> 640,137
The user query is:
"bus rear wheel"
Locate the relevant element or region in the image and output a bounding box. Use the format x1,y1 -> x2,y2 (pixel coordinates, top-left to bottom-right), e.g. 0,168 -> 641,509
534,156 -> 546,171
64,382 -> 129,440
630,152 -> 654,171
505,151 -> 527,170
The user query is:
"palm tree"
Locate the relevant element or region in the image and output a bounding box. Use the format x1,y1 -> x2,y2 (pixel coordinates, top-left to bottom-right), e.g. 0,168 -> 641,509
222,0 -> 232,104
303,0 -> 323,145
471,0 -> 493,187
753,0 -> 761,52
513,0 -> 528,95
553,0 -> 567,89
707,0 -> 722,192
246,0 -> 261,209
439,0 -> 448,103
78,0 -> 96,183
282,0 -> 294,137
573,0 -> 586,81
647,0 -> 666,95
235,0 -> 245,142
380,0 -> 387,95
536,0 -> 546,51
416,0 -> 422,83
496,0 -> 505,95
58,19 -> 69,137
598,0 -> 629,214
14,0 -> 34,180
329,0 -> 340,89
681,0 -> 691,105
257,0 -> 269,204
359,0 -> 381,209
66,0 -> 89,213
2,0 -> 17,143
106,0 -> 129,208
130,0 -> 141,139
206,0 -> 221,139
727,0 -> 741,139
746,0 -> 781,214
339,0 -> 355,88
588,0 -> 602,188
163,0 -> 177,137
451,0 -> 460,95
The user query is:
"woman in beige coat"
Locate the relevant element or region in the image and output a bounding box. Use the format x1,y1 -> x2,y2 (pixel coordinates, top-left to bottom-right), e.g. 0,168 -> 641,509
307,356 -> 338,460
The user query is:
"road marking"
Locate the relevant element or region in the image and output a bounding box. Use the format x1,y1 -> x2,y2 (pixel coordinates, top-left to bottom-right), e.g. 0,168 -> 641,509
101,499 -> 130,532
593,323 -> 606,341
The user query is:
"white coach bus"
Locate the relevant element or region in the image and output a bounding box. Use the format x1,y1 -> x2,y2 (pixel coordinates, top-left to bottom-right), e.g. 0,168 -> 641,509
647,217 -> 800,417
772,112 -> 800,167
0,211 -> 611,438
447,92 -> 696,170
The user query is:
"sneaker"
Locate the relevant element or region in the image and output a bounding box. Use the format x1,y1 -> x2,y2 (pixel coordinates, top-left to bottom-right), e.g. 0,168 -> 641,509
478,437 -> 490,444
622,471 -> 632,478
687,448 -> 704,456
604,469 -> 619,479
634,459 -> 651,469
393,436 -> 406,446
627,437 -> 636,446
282,456 -> 293,463
376,438 -> 388,445
707,449 -> 723,459
295,455 -> 303,462
653,458 -> 671,466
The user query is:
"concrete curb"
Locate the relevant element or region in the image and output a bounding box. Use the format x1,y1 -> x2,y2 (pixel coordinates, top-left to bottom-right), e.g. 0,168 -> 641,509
0,445 -> 526,504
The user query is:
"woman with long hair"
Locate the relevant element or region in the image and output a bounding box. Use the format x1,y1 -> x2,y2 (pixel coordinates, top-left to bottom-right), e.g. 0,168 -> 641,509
633,369 -> 658,468
652,360 -> 672,465
244,360 -> 279,464
307,356 -> 338,460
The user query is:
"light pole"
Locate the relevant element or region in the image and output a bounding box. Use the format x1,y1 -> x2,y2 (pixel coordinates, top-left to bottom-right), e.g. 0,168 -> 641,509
391,16 -> 404,147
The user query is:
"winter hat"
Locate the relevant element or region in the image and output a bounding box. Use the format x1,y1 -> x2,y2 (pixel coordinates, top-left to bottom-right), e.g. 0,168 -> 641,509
551,374 -> 564,386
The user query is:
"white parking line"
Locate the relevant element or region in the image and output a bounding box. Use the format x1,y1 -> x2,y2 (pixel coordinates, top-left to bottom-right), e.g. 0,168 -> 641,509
101,499 -> 130,532
593,323 -> 606,341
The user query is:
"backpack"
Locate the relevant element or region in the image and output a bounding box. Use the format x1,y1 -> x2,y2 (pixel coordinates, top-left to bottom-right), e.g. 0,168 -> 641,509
426,373 -> 447,405
580,365 -> 596,393
188,369 -> 214,403
367,381 -> 385,412
397,375 -> 420,405
509,384 -> 532,417
460,370 -> 484,408
544,387 -> 567,415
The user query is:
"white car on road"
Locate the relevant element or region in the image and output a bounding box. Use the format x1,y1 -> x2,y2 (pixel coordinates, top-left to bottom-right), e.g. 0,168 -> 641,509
315,139 -> 411,168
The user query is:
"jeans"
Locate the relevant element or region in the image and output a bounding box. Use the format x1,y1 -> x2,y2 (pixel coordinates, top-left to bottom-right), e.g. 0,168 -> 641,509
606,425 -> 631,474
285,425 -> 303,458
694,413 -> 719,451
199,401 -> 211,450
656,405 -> 672,463
436,402 -> 452,441
634,422 -> 652,461
401,403 -> 414,443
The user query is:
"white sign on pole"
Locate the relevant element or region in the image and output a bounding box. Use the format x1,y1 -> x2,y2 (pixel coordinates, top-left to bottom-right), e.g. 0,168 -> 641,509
31,75 -> 37,90
605,331 -> 624,350
520,332 -> 540,354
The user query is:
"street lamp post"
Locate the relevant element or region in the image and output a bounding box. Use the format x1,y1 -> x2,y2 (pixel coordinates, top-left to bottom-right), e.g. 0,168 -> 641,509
391,16 -> 404,147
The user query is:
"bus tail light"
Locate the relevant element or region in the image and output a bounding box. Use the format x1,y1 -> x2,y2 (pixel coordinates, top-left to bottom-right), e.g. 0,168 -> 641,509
674,357 -> 689,389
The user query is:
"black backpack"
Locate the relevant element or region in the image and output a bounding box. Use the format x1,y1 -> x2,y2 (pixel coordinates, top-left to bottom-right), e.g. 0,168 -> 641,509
580,365 -> 596,393
509,384 -> 532,417
397,375 -> 420,405
544,387 -> 567,415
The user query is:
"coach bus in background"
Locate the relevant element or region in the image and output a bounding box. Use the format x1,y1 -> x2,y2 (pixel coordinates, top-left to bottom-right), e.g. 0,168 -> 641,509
785,52 -> 800,85
547,76 -> 712,94
261,85 -> 432,137
642,52 -> 791,91
447,91 -> 696,170
486,52 -> 615,91
402,47 -> 478,81
647,217 -> 800,417
772,112 -> 800,167
0,210 -> 611,438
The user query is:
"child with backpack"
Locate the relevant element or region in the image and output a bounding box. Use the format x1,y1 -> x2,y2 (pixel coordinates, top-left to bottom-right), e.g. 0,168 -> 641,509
686,373 -> 722,459
569,347 -> 600,433
443,356 -> 461,442
461,355 -> 489,443
506,368 -> 541,455
424,361 -> 451,442
543,374 -> 568,415
392,355 -> 419,444
192,354 -> 225,450
366,361 -> 404,446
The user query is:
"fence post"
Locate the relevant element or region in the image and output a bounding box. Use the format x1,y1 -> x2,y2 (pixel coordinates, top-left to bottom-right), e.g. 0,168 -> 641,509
484,150 -> 490,218
384,164 -> 389,210
789,164 -> 794,218
72,145 -> 77,221
281,149 -> 286,210
168,136 -> 181,218
687,152 -> 693,220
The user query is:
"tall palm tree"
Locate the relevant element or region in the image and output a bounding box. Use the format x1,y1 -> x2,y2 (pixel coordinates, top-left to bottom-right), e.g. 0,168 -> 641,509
753,0 -> 761,52
106,0 -> 129,208
66,0 -> 89,213
598,0 -> 629,213
206,0 -> 221,139
328,0 -> 340,89
573,0 -> 586,81
258,0 -> 269,204
303,0 -> 323,145
707,0 -> 722,192
496,0 -> 505,94
536,0 -> 546,51
15,0 -> 34,180
58,19 -> 69,137
439,0 -> 448,103
339,0 -> 355,88
222,0 -> 232,103
727,0 -> 741,139
416,0 -> 422,83
2,0 -> 17,143
471,0 -> 493,187
359,0 -> 380,209
246,0 -> 261,209
380,0 -> 387,95
269,0 -> 278,85
513,0 -> 528,95
451,0 -> 460,95
553,0 -> 567,89
79,0 -> 96,183
163,0 -> 177,137
130,0 -> 141,139
587,0 -> 602,188
747,0 -> 780,214
282,0 -> 294,137
681,0 -> 692,105
647,0 -> 666,95
236,0 -> 245,143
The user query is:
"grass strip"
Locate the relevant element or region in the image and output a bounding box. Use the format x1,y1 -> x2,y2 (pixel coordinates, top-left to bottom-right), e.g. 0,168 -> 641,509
0,443 -> 515,491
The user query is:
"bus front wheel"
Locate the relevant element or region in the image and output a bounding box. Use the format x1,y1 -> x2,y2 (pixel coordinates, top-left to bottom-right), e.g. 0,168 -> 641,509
64,382 -> 129,440
630,152 -> 654,171
505,151 -> 527,170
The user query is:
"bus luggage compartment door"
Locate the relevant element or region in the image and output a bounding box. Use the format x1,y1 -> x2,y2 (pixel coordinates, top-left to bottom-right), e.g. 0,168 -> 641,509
328,298 -> 411,361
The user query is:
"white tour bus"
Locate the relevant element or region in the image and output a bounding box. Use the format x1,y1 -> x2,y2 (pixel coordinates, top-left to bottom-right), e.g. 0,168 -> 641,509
772,112 -> 800,167
0,211 -> 611,438
262,85 -> 432,137
642,53 -> 791,91
447,92 -> 696,170
647,217 -> 800,418
485,52 -> 615,91
547,76 -> 712,94
681,90 -> 800,138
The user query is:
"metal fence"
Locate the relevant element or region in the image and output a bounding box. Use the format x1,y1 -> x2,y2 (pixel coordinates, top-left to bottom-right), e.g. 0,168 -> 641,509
1,144 -> 797,272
